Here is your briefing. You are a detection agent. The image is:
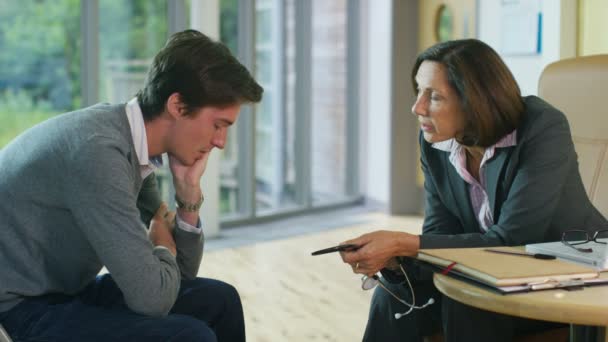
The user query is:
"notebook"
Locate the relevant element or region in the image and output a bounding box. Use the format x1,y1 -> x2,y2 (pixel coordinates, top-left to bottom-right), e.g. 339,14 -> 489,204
416,246 -> 600,288
525,238 -> 608,271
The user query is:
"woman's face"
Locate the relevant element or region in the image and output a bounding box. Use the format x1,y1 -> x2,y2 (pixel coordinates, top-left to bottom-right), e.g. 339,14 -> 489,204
412,60 -> 466,143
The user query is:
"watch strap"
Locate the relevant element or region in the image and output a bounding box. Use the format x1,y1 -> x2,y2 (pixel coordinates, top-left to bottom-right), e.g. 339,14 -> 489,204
174,194 -> 204,212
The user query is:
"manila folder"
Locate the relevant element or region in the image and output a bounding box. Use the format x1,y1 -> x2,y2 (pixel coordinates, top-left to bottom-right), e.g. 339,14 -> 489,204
416,246 -> 599,287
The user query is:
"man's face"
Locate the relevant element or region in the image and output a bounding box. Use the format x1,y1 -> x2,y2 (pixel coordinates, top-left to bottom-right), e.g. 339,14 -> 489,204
168,104 -> 240,166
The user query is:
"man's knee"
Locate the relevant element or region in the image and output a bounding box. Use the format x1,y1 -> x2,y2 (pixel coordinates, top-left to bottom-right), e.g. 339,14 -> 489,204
218,281 -> 241,303
203,279 -> 242,310
168,315 -> 217,342
174,324 -> 216,342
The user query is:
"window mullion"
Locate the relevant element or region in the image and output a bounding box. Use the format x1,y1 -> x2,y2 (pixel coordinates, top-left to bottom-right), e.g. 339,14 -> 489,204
294,0 -> 312,208
237,0 -> 257,219
346,0 -> 360,196
168,0 -> 188,35
81,0 -> 99,107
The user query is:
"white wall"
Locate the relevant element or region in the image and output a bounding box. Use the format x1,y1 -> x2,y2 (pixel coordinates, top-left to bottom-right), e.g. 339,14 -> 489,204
478,0 -> 576,95
363,0 -> 393,206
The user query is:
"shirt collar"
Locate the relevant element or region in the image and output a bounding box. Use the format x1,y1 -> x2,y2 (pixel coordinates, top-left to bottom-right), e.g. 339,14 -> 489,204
432,130 -> 517,175
125,98 -> 163,171
494,130 -> 517,148
431,130 -> 518,153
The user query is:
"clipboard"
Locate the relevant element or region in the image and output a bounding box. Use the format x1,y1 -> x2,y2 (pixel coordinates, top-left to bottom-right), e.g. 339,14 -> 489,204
417,260 -> 608,294
415,246 -> 604,294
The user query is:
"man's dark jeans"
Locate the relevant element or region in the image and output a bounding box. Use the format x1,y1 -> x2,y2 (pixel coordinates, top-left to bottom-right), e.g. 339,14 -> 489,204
0,274 -> 245,341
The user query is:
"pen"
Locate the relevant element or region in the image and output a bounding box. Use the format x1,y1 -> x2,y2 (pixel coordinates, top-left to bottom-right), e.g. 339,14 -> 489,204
484,248 -> 556,260
311,244 -> 359,256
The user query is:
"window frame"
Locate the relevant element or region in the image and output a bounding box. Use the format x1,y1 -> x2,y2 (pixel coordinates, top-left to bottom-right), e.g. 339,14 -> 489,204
220,0 -> 362,227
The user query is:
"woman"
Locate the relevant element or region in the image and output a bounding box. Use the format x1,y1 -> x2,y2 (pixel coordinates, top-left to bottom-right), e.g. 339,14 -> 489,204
341,39 -> 608,341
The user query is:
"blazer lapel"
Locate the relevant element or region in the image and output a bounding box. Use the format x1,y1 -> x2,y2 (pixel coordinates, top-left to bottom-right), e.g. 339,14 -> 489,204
484,149 -> 511,221
445,157 -> 476,231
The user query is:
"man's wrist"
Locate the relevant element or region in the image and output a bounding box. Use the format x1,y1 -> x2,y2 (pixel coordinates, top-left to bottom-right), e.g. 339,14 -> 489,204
174,193 -> 204,212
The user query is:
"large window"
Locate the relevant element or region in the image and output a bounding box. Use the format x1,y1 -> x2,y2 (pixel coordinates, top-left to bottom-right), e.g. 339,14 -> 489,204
1,0 -> 360,225
99,0 -> 169,104
254,0 -> 295,213
0,0 -> 81,147
218,0 -> 244,216
0,1 -> 188,148
0,1 -> 185,201
219,0 -> 360,224
310,0 -> 349,205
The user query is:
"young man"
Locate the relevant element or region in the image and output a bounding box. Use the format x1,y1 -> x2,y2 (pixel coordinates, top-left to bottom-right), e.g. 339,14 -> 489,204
0,30 -> 262,341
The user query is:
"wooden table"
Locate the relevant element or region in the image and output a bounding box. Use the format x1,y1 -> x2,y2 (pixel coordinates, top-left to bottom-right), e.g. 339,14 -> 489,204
434,273 -> 608,342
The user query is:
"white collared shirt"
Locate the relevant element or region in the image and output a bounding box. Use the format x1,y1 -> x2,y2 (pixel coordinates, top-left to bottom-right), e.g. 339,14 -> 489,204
125,98 -> 202,234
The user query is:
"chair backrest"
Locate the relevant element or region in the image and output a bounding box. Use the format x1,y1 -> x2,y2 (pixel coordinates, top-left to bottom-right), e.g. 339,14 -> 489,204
0,324 -> 12,342
538,55 -> 608,217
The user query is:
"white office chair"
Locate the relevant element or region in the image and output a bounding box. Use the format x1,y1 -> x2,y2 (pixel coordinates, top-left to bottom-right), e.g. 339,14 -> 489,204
0,324 -> 12,342
538,54 -> 608,342
538,54 -> 608,217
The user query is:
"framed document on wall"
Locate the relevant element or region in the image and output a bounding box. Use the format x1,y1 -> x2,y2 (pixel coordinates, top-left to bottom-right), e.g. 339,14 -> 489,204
500,0 -> 542,55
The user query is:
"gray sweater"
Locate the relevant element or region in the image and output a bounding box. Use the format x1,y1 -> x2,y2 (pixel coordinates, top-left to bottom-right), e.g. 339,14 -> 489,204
0,103 -> 204,316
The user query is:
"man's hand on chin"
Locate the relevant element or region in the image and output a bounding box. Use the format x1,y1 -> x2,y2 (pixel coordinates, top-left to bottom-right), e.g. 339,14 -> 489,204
169,153 -> 209,226
169,152 -> 210,186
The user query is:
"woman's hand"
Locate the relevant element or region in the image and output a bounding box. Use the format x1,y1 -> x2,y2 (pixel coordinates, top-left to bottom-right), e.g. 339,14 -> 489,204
339,230 -> 420,277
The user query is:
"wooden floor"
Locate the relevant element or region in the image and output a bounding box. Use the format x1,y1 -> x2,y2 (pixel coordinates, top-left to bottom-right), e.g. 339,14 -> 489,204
198,212 -> 423,342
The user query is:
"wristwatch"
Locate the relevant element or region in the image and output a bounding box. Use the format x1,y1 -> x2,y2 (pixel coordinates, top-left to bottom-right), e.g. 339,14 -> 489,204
174,194 -> 204,212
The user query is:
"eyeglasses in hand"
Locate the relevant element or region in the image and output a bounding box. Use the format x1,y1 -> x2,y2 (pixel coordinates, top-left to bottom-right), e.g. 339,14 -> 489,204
561,229 -> 608,253
360,264 -> 434,319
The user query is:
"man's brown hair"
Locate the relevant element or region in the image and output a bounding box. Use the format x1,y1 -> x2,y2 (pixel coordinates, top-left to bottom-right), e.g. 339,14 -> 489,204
137,30 -> 263,120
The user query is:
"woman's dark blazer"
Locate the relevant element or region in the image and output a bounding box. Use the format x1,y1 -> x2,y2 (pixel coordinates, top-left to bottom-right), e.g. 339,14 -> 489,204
418,96 -> 607,249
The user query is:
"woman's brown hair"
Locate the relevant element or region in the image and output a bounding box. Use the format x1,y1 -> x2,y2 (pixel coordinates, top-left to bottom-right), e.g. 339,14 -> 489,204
412,39 -> 524,147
